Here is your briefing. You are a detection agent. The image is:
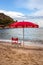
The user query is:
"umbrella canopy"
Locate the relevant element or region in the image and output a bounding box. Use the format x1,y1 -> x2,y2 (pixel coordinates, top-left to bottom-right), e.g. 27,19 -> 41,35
9,21 -> 39,46
9,21 -> 39,28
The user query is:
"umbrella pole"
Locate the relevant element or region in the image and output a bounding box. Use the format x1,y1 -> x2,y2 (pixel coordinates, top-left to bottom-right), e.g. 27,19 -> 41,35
23,28 -> 24,47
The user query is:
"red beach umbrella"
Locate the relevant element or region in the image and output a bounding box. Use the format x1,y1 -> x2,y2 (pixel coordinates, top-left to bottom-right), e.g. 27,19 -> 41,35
9,21 -> 39,28
9,21 -> 39,46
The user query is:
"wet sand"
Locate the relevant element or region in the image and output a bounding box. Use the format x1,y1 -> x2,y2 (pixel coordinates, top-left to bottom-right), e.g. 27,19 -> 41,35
0,43 -> 43,65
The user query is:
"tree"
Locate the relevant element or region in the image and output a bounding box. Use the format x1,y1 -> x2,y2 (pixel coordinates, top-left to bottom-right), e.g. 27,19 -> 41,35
0,13 -> 15,28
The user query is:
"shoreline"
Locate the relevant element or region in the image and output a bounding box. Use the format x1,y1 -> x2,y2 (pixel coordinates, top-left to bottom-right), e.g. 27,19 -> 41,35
0,42 -> 43,50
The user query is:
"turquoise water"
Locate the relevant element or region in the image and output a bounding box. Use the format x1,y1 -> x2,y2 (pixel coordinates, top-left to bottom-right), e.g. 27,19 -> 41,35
0,28 -> 43,41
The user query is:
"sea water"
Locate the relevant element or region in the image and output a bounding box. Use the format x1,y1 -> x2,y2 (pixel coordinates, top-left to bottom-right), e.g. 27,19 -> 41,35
0,28 -> 43,44
0,28 -> 43,40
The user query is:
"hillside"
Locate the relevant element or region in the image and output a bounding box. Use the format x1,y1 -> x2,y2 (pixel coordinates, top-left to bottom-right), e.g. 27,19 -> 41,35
0,13 -> 14,28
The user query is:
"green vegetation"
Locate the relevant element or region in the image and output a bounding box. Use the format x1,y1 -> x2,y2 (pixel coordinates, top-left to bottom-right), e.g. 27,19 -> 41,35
0,13 -> 15,28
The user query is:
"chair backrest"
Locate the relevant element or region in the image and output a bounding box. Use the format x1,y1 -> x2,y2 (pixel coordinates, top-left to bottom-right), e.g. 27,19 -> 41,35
12,37 -> 18,40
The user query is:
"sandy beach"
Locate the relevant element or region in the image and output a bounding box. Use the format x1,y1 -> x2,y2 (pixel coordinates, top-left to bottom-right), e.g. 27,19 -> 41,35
0,43 -> 43,65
